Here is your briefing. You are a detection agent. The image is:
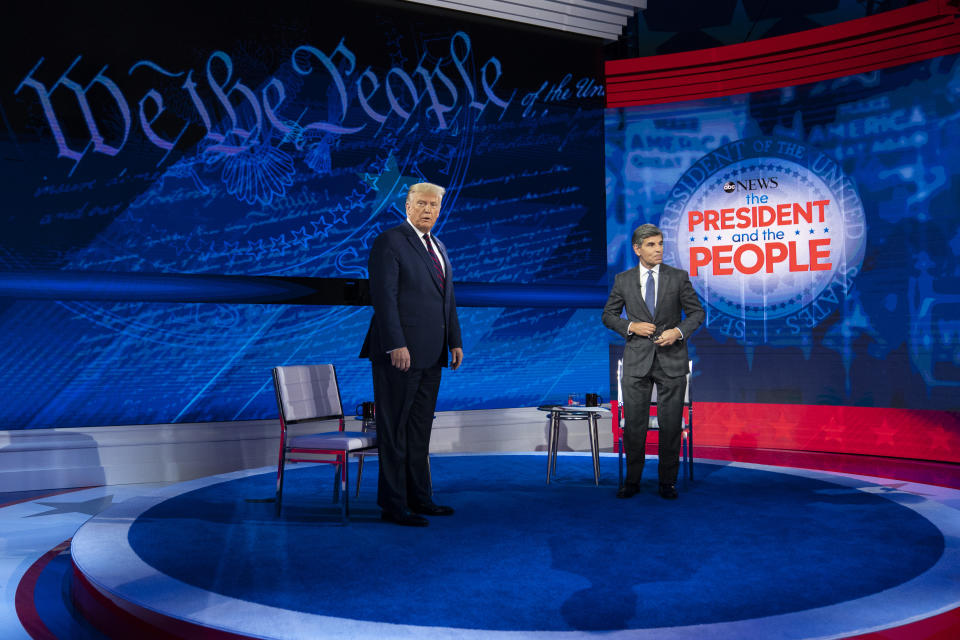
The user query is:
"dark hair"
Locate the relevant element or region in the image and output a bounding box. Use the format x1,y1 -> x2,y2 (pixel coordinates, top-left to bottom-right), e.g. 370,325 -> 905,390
632,223 -> 663,246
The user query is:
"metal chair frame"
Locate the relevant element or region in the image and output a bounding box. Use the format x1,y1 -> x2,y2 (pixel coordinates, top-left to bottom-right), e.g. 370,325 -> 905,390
354,413 -> 375,497
273,365 -> 377,522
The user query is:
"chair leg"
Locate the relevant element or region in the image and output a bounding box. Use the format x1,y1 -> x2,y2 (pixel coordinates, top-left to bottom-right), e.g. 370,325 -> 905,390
688,428 -> 694,481
617,436 -> 624,489
680,430 -> 688,483
342,452 -> 349,523
333,463 -> 341,504
427,454 -> 433,497
276,454 -> 286,516
356,453 -> 365,497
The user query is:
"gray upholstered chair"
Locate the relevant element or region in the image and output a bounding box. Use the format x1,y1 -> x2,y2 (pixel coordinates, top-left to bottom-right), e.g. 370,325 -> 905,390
272,364 -> 377,521
615,359 -> 694,487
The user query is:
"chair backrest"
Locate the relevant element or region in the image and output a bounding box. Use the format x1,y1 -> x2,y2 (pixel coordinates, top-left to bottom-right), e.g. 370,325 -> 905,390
272,364 -> 344,424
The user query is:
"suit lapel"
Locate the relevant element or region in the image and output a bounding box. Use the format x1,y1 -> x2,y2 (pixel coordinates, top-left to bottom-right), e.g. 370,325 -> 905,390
434,238 -> 453,289
402,225 -> 444,293
655,266 -> 672,320
628,267 -> 653,322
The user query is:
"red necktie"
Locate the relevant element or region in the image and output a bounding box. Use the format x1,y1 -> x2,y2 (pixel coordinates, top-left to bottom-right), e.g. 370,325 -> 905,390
423,234 -> 445,290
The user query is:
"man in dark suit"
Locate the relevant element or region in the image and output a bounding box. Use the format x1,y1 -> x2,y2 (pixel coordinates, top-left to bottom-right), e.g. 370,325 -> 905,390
360,182 -> 463,526
602,223 -> 704,500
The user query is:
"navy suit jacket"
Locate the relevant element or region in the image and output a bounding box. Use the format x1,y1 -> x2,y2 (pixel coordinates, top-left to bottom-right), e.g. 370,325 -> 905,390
360,222 -> 462,370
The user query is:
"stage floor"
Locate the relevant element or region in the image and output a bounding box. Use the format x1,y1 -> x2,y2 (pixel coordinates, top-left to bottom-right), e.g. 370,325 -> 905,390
66,453 -> 960,640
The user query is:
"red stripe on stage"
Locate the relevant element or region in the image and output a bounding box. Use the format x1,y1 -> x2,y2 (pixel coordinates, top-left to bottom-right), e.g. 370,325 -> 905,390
14,539 -> 70,640
846,606 -> 960,639
71,563 -> 257,640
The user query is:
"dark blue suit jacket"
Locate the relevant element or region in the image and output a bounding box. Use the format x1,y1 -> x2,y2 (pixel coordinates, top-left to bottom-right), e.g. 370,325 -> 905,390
360,222 -> 462,370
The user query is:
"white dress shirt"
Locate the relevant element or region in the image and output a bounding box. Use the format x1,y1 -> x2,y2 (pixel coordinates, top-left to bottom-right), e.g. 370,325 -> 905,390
639,263 -> 659,304
633,262 -> 683,339
406,218 -> 445,276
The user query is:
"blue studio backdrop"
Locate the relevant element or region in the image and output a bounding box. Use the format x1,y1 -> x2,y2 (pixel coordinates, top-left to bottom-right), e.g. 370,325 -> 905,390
0,1 -> 608,429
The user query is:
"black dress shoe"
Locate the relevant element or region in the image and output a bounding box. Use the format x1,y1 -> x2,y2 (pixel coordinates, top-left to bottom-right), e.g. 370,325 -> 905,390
381,509 -> 429,526
410,502 -> 454,516
658,484 -> 679,500
616,484 -> 640,499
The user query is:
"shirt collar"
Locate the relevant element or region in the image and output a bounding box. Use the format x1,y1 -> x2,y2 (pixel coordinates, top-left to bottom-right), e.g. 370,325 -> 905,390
639,263 -> 661,275
406,217 -> 429,239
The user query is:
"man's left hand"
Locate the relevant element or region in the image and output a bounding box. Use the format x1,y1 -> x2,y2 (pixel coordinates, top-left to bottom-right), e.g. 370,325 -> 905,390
450,347 -> 464,370
654,328 -> 680,347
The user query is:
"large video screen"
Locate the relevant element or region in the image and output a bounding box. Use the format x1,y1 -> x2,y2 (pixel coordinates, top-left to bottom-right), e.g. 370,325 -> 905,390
606,54 -> 960,413
0,2 -> 607,428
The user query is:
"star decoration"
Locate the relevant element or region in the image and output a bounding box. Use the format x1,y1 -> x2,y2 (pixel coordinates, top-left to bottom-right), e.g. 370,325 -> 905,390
328,202 -> 349,223
27,495 -> 117,518
310,218 -> 331,239
347,189 -> 366,211
289,227 -> 310,249
858,483 -> 937,498
361,172 -> 380,192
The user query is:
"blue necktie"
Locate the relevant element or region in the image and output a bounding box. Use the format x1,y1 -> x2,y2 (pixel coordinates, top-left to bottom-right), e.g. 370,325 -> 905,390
645,269 -> 656,317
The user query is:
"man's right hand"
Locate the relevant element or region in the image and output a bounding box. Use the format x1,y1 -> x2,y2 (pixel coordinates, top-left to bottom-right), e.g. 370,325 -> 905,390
628,321 -> 657,338
390,346 -> 411,371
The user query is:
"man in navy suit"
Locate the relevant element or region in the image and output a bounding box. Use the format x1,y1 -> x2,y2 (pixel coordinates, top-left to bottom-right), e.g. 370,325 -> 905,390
602,224 -> 704,500
360,182 -> 463,526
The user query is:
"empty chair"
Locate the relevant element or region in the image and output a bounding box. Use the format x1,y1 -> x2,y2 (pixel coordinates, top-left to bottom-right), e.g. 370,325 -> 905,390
273,364 -> 377,521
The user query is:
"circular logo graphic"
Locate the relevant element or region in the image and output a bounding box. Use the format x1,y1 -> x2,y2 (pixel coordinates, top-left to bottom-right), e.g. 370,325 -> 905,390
660,137 -> 866,344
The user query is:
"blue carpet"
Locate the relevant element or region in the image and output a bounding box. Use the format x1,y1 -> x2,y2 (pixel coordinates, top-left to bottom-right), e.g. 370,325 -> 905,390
128,455 -> 944,631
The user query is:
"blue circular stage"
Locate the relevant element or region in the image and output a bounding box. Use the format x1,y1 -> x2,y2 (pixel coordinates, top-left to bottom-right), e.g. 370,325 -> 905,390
71,454 -> 960,639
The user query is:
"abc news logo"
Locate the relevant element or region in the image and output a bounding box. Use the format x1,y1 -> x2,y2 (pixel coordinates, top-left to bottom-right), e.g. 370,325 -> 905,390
723,177 -> 780,193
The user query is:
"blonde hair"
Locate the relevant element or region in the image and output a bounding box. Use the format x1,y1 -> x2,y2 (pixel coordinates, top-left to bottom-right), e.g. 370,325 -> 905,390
406,182 -> 446,202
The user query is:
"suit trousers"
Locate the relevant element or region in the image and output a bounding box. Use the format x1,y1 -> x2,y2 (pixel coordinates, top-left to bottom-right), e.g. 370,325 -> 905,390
372,360 -> 442,514
621,353 -> 687,486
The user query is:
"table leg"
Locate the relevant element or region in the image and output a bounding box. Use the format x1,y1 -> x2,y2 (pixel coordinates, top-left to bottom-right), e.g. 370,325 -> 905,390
546,411 -> 556,484
590,414 -> 600,486
552,411 -> 560,478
